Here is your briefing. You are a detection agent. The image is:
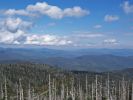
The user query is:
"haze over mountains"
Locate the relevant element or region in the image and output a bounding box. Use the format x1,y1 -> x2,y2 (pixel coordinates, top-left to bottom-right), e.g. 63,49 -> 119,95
0,47 -> 133,72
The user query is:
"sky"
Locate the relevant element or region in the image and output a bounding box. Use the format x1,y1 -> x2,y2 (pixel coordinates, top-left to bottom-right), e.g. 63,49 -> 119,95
0,0 -> 133,49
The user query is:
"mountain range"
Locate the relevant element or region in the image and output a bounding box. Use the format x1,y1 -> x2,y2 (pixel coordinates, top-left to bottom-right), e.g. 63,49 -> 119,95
0,47 -> 133,72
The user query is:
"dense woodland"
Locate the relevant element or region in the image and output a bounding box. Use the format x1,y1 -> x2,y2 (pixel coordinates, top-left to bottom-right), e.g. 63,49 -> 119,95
0,64 -> 133,100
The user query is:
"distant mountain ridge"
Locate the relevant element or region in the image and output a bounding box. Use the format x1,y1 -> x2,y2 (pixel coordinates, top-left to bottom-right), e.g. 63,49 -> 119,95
0,47 -> 133,72
1,47 -> 133,57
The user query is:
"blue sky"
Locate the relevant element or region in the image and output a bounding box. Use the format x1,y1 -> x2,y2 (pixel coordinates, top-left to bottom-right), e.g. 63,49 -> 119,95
0,0 -> 133,49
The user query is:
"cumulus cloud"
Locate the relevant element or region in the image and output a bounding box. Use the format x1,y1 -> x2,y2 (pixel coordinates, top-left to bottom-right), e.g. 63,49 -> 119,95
26,2 -> 89,19
3,17 -> 32,33
0,29 -> 25,44
0,17 -> 31,44
104,15 -> 119,22
0,17 -> 72,46
103,39 -> 119,44
4,9 -> 37,17
26,2 -> 64,19
63,6 -> 89,17
121,1 -> 133,14
24,34 -> 72,46
0,29 -> 72,46
3,2 -> 89,19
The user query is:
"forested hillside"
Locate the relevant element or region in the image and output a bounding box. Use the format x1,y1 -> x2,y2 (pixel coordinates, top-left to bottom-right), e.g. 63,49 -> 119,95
0,64 -> 133,100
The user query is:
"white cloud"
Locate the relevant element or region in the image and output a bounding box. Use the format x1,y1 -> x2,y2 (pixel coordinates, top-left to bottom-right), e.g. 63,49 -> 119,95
94,25 -> 102,29
73,43 -> 93,47
76,34 -> 104,38
24,34 -> 72,46
3,2 -> 89,19
104,15 -> 119,22
26,2 -> 89,19
122,1 -> 133,14
0,17 -> 73,46
0,17 -> 30,44
0,30 -> 68,46
0,31 -> 73,46
27,2 -> 63,19
103,39 -> 119,44
72,31 -> 104,38
63,6 -> 89,17
3,17 -> 32,33
4,9 -> 37,17
0,29 -> 25,44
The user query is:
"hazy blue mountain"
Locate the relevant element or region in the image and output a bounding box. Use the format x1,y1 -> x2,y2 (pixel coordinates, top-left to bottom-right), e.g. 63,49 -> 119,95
1,47 -> 133,58
0,47 -> 133,72
39,55 -> 133,72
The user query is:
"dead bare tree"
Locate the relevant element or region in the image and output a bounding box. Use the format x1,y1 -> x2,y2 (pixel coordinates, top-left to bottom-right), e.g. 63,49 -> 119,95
49,74 -> 52,100
0,84 -> 4,99
95,75 -> 98,100
4,77 -> 7,100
